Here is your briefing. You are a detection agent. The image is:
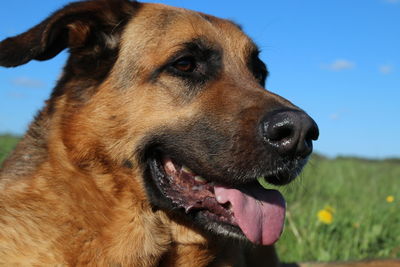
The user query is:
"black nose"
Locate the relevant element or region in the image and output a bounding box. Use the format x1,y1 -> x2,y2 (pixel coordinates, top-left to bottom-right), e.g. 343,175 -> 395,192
261,109 -> 319,158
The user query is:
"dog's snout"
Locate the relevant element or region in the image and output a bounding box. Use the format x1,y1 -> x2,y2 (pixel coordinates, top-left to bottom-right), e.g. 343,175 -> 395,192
261,110 -> 319,158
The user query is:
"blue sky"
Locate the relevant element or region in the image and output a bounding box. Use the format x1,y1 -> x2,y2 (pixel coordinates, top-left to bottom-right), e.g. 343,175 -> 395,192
0,0 -> 399,158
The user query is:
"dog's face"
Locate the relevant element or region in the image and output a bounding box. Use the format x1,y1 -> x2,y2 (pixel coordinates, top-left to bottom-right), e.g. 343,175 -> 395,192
0,1 -> 318,246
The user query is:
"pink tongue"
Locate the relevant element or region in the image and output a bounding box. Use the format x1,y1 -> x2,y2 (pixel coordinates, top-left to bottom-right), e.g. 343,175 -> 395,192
214,185 -> 286,246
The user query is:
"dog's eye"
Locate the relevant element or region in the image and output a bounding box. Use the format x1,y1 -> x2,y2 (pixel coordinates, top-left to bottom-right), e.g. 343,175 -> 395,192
172,57 -> 197,73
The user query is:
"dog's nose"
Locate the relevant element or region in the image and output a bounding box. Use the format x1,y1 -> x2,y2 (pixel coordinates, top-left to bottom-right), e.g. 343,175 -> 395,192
261,109 -> 319,158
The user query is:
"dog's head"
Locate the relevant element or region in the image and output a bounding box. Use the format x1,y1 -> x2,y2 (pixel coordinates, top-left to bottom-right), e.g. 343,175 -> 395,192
0,0 -> 318,246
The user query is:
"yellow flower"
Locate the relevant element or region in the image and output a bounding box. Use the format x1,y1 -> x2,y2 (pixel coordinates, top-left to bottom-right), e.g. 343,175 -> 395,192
386,195 -> 394,203
317,208 -> 334,224
324,205 -> 335,213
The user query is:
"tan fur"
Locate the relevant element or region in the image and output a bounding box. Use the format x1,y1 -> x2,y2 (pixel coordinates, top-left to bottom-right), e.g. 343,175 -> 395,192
0,2 -> 282,266
1,2 -> 398,267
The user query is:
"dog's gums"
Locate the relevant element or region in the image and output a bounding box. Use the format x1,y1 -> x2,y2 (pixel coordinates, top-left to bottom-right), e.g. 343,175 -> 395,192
148,155 -> 286,245
150,156 -> 235,222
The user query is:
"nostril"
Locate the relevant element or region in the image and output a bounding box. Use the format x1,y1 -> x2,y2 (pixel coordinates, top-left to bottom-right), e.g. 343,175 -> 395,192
296,116 -> 319,157
262,114 -> 298,156
298,138 -> 313,158
261,109 -> 319,158
267,123 -> 294,143
306,121 -> 319,141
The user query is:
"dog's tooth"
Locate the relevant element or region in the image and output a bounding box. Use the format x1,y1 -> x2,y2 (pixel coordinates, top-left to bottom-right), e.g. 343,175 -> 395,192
192,185 -> 203,191
194,176 -> 206,183
182,165 -> 194,175
185,205 -> 194,213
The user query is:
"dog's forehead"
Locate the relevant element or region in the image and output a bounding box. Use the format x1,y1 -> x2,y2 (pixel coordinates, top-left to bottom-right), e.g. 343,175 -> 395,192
120,3 -> 257,61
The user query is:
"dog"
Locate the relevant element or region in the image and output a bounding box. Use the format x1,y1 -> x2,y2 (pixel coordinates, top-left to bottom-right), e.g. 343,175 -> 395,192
0,0 -> 319,266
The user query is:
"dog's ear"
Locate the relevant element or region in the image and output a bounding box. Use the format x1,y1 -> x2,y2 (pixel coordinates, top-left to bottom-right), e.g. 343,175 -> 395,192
0,0 -> 136,67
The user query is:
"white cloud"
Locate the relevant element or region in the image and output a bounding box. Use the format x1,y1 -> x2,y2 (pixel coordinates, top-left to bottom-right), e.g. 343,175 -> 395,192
330,113 -> 340,121
322,59 -> 355,71
11,77 -> 45,89
379,65 -> 394,74
329,109 -> 349,121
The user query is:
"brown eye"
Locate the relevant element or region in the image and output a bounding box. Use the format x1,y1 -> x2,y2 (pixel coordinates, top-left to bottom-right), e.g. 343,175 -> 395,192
173,57 -> 196,72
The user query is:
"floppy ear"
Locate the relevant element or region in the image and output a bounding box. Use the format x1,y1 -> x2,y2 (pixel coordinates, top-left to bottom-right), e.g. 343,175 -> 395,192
0,0 -> 135,67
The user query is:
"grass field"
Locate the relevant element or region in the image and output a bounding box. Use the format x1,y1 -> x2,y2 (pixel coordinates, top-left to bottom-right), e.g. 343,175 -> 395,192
274,155 -> 400,262
0,134 -> 399,262
0,134 -> 19,164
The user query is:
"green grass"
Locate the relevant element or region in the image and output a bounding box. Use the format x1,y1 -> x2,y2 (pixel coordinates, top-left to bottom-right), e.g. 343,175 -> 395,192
0,134 -> 19,164
0,135 -> 399,261
273,154 -> 400,262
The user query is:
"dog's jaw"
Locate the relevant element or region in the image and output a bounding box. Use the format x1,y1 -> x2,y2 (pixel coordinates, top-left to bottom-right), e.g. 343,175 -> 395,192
143,150 -> 289,246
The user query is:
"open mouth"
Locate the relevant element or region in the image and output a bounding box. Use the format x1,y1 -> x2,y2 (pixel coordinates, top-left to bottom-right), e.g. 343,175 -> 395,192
147,152 -> 289,246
